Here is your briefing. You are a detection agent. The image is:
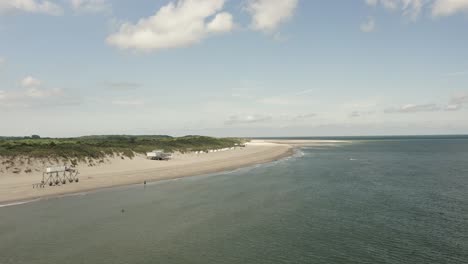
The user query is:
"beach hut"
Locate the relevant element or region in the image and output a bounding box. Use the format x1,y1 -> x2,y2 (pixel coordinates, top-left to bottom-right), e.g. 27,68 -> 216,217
147,150 -> 172,160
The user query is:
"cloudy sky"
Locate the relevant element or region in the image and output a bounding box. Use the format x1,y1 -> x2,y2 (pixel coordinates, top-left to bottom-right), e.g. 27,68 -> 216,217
1,0 -> 468,137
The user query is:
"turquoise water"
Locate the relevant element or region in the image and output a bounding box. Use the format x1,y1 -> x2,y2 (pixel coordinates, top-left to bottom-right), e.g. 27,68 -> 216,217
1,139 -> 468,263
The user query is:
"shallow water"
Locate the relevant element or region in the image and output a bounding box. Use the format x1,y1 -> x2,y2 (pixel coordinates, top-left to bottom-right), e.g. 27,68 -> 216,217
1,139 -> 467,264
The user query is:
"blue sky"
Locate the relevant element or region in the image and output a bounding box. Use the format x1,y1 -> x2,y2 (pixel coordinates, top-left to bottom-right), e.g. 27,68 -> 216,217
1,0 -> 468,137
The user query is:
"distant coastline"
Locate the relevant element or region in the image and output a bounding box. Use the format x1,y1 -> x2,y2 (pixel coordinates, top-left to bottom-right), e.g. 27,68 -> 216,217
253,134 -> 468,141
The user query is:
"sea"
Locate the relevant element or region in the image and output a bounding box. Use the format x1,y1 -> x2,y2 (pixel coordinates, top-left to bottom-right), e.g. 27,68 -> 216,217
0,136 -> 467,264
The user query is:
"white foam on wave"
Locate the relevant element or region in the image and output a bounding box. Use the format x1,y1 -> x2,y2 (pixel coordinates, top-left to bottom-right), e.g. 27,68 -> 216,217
0,199 -> 41,208
293,149 -> 305,158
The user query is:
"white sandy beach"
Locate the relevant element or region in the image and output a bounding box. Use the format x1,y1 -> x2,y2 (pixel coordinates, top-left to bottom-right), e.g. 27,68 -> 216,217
0,139 -> 353,205
0,141 -> 294,205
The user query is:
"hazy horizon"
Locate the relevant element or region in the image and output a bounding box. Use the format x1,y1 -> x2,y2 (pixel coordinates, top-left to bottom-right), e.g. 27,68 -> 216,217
0,134 -> 468,139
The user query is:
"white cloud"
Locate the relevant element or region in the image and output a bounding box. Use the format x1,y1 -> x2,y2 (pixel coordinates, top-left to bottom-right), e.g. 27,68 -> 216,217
0,0 -> 63,15
0,76 -> 78,108
246,0 -> 299,32
365,0 -> 424,19
450,93 -> 468,105
24,87 -> 63,98
225,114 -> 272,125
383,94 -> 468,113
445,93 -> 468,110
107,0 -> 234,52
385,103 -> 440,113
207,12 -> 234,32
224,112 -> 316,126
295,113 -> 316,119
274,113 -> 317,123
272,32 -> 288,42
70,0 -> 110,13
445,70 -> 468,76
445,104 -> 462,111
105,81 -> 142,91
366,0 -> 468,18
360,16 -> 376,32
432,0 -> 468,16
0,87 -> 72,108
20,76 -> 42,88
112,100 -> 145,106
295,89 -> 315,95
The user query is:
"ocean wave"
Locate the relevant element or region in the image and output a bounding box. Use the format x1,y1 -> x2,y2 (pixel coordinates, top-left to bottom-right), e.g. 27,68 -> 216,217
0,199 -> 41,208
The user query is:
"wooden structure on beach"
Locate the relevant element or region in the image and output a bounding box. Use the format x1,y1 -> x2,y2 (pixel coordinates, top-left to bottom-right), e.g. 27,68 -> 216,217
34,166 -> 79,188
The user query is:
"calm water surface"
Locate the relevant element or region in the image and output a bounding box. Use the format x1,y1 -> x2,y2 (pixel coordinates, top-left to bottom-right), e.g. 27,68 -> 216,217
1,139 -> 467,264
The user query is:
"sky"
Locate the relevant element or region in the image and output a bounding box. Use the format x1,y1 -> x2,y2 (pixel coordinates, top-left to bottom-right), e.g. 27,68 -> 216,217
0,0 -> 468,137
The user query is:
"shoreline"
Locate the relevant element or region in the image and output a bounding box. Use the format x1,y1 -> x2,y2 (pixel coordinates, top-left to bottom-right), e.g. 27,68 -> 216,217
0,141 -> 295,207
0,147 -> 294,208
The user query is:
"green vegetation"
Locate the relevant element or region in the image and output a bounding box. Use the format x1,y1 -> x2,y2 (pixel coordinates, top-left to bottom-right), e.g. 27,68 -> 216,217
0,135 -> 245,161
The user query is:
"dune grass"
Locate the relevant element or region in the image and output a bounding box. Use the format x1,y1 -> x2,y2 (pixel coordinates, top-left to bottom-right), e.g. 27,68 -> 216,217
0,135 -> 245,161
